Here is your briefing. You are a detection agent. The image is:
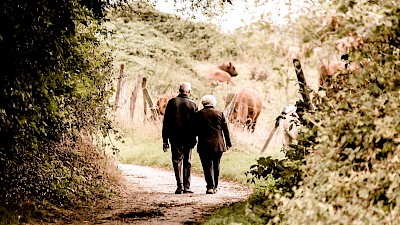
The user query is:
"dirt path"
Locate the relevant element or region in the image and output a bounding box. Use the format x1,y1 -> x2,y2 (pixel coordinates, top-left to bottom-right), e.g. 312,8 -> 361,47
61,164 -> 252,225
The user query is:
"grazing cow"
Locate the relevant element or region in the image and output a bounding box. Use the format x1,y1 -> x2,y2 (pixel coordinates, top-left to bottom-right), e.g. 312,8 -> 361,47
279,104 -> 301,148
318,60 -> 360,89
229,88 -> 263,132
205,62 -> 238,86
155,92 -> 178,116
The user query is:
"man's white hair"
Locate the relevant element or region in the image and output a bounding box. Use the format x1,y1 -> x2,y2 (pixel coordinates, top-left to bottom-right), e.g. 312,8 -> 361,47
179,82 -> 191,94
201,95 -> 217,107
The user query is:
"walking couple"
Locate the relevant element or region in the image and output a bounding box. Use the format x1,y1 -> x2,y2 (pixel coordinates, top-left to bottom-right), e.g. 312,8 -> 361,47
162,82 -> 232,194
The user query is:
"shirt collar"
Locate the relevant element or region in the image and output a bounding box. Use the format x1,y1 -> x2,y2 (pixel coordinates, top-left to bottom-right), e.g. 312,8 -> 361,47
178,93 -> 189,98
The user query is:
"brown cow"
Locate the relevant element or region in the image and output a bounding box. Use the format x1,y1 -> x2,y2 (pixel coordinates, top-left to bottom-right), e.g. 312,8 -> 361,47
205,62 -> 238,86
155,92 -> 178,116
318,60 -> 360,89
229,88 -> 263,132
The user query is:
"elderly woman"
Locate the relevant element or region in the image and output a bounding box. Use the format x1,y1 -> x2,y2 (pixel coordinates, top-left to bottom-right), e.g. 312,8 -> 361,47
194,95 -> 232,194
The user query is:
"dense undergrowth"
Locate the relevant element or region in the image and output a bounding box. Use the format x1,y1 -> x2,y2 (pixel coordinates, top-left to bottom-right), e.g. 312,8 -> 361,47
0,0 -> 118,224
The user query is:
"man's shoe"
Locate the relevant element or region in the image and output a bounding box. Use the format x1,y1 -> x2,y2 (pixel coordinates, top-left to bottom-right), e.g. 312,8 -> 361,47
206,189 -> 214,194
213,188 -> 218,193
175,188 -> 184,194
183,189 -> 194,194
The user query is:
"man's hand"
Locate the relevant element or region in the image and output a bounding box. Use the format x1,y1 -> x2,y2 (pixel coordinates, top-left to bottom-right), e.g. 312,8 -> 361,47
163,143 -> 170,152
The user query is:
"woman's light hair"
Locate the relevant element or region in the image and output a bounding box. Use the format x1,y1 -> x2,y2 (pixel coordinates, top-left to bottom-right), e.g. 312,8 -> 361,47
201,95 -> 217,107
179,82 -> 191,94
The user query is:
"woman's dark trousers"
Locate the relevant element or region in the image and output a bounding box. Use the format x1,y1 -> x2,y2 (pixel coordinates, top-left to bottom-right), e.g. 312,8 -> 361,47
199,151 -> 222,190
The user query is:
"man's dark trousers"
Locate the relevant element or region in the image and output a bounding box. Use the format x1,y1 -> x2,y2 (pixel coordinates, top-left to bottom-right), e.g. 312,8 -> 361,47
171,145 -> 192,189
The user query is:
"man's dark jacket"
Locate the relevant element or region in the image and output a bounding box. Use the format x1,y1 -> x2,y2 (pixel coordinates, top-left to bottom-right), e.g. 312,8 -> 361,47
194,106 -> 232,153
162,93 -> 197,148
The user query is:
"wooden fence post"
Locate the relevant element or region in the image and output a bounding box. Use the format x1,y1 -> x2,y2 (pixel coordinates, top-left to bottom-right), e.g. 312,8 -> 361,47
261,59 -> 311,153
293,58 -> 312,110
223,93 -> 237,122
260,116 -> 281,153
114,64 -> 126,110
130,75 -> 141,121
141,77 -> 158,122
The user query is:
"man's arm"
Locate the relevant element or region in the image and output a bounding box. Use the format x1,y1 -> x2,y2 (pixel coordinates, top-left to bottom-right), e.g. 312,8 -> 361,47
162,99 -> 174,144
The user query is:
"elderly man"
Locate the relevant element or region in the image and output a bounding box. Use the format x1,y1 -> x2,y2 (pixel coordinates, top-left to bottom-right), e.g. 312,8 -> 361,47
162,82 -> 198,194
194,95 -> 232,194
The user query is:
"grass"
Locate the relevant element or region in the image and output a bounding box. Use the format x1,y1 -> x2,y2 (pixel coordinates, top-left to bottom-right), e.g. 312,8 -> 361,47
202,201 -> 265,225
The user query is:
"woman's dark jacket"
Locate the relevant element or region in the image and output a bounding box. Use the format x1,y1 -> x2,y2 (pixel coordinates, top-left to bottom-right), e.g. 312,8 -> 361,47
162,93 -> 198,148
194,106 -> 232,153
